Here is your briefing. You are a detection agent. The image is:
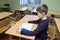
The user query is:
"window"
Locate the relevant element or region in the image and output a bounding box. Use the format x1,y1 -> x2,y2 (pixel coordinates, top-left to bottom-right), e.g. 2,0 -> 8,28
20,0 -> 28,6
34,0 -> 41,5
20,0 -> 41,10
20,0 -> 41,5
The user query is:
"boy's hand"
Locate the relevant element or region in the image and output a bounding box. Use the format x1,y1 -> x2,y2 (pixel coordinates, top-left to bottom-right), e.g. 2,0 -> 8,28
16,28 -> 21,34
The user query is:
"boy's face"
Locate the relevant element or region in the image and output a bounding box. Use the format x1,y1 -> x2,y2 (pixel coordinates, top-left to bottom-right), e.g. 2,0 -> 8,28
37,12 -> 44,19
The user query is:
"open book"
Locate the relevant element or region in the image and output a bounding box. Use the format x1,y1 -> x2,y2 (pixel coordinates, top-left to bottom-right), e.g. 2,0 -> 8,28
19,23 -> 33,31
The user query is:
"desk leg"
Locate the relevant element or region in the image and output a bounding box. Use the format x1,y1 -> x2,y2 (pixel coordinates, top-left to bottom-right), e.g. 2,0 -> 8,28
19,37 -> 21,40
10,35 -> 12,40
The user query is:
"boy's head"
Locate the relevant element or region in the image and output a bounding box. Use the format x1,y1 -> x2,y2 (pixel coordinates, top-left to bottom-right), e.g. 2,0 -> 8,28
36,4 -> 48,19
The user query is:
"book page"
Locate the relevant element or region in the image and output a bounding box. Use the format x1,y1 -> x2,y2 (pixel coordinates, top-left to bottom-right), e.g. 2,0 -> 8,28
19,23 -> 33,31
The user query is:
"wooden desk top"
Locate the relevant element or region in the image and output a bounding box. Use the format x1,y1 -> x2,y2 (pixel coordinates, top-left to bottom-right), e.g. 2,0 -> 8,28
50,10 -> 60,16
54,18 -> 60,33
5,15 -> 39,40
0,12 -> 14,20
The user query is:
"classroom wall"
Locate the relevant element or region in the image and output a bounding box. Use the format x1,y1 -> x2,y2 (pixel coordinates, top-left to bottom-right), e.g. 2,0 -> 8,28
0,0 -> 7,6
41,0 -> 60,15
42,0 -> 60,11
0,0 -> 8,11
6,0 -> 60,12
0,0 -> 60,12
5,0 -> 20,12
0,0 -> 20,12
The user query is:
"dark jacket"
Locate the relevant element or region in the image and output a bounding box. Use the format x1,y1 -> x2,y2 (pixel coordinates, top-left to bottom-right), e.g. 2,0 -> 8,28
21,19 -> 48,40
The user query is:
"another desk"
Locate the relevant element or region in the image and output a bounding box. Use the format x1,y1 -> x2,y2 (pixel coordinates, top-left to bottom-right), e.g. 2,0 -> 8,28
0,6 -> 9,9
50,10 -> 60,16
0,12 -> 14,20
54,18 -> 60,40
0,12 -> 14,34
5,15 -> 39,40
50,10 -> 60,18
54,18 -> 60,33
0,6 -> 9,11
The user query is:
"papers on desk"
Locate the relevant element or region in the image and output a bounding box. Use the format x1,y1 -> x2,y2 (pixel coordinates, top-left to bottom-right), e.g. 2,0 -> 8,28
20,7 -> 28,11
31,8 -> 36,12
19,23 -> 33,31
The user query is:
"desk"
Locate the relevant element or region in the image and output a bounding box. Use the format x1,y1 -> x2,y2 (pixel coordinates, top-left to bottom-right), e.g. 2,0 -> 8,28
0,12 -> 14,20
0,12 -> 13,34
50,10 -> 60,16
5,15 -> 39,40
54,18 -> 60,40
0,6 -> 9,9
50,10 -> 60,18
54,18 -> 60,33
0,6 -> 10,11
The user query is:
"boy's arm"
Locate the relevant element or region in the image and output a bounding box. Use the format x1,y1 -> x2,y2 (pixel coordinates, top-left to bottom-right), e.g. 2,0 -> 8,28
28,19 -> 40,24
21,21 -> 48,36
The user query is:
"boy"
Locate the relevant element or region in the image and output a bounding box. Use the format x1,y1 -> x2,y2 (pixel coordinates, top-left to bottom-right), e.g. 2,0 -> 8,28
17,4 -> 48,40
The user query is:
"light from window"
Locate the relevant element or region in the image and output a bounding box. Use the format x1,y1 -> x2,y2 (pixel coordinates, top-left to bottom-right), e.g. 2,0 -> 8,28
20,0 -> 28,5
20,0 -> 41,5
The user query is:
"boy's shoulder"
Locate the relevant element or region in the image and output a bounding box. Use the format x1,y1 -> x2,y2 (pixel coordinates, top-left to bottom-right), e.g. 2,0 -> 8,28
40,19 -> 48,23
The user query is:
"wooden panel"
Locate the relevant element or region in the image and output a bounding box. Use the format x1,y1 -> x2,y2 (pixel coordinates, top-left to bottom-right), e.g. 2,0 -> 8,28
0,18 -> 10,34
0,18 -> 10,28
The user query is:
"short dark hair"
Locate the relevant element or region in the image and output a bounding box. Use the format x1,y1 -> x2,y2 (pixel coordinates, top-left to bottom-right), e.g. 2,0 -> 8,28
36,4 -> 48,15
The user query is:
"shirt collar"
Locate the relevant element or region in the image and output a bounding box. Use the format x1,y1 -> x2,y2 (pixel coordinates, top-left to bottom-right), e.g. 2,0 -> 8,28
42,16 -> 47,20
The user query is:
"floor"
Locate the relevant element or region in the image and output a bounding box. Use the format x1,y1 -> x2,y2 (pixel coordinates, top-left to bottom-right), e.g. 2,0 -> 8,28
0,34 -> 10,40
0,34 -> 20,40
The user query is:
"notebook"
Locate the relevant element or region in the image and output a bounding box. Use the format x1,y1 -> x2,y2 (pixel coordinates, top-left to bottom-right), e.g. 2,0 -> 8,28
19,23 -> 33,31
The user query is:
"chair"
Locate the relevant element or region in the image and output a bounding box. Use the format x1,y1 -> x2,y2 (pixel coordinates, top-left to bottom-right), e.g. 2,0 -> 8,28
47,25 -> 56,40
46,16 -> 56,40
47,16 -> 51,24
4,4 -> 10,11
4,4 -> 10,6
